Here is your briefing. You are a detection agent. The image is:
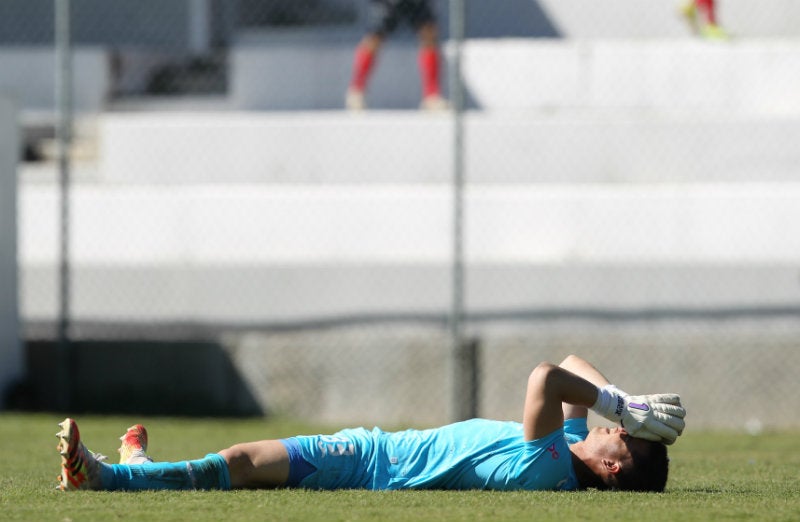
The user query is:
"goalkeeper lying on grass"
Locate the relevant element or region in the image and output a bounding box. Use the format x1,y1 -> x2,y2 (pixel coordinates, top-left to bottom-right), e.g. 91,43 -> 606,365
56,354 -> 686,493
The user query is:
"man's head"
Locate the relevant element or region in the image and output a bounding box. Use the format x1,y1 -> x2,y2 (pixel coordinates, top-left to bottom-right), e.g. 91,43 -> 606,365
579,426 -> 669,492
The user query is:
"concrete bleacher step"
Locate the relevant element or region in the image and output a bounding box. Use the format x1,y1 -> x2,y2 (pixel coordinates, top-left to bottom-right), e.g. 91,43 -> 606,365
460,39 -> 800,113
99,109 -> 800,184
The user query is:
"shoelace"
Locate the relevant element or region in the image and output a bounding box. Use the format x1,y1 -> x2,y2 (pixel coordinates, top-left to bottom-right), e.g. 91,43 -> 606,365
93,452 -> 108,463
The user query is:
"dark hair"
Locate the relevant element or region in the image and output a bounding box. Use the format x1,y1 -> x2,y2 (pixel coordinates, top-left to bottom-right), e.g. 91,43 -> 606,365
614,441 -> 669,492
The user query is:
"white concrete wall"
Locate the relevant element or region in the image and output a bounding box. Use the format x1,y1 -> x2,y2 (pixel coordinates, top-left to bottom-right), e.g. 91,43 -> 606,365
0,95 -> 21,408
19,183 -> 800,323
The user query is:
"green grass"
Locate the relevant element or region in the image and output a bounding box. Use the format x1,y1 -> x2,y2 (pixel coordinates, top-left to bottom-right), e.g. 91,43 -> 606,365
1,413 -> 798,521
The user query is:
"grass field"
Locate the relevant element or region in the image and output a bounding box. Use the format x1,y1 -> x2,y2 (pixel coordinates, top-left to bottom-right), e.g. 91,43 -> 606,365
1,413 -> 798,521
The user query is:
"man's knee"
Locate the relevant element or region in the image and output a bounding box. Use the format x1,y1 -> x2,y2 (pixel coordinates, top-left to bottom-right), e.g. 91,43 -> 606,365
218,444 -> 254,484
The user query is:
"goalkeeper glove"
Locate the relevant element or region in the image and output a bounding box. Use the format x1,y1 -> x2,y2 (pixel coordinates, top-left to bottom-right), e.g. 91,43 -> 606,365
591,384 -> 686,445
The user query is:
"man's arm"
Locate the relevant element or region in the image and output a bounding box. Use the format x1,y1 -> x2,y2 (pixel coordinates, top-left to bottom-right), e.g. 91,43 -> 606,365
522,361 -> 598,441
557,355 -> 610,420
523,354 -> 687,444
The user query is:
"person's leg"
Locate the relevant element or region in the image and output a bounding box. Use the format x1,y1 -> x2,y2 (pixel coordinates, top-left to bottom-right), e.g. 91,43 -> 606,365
696,0 -> 716,24
348,33 -> 384,103
697,0 -> 727,39
679,0 -> 700,33
416,22 -> 444,103
218,439 -> 291,488
347,0 -> 396,109
410,0 -> 447,109
685,0 -> 726,39
103,453 -> 231,491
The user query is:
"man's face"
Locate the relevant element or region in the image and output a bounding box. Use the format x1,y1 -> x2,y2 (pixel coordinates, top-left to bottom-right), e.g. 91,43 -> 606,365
585,426 -> 645,464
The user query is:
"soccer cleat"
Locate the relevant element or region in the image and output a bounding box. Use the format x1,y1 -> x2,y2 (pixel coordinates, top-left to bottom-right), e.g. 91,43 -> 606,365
345,88 -> 367,111
118,424 -> 153,464
420,94 -> 450,111
679,0 -> 699,33
701,23 -> 729,40
56,418 -> 104,491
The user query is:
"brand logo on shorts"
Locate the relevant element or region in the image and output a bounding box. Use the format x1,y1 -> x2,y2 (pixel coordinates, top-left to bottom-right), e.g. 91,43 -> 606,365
317,436 -> 355,457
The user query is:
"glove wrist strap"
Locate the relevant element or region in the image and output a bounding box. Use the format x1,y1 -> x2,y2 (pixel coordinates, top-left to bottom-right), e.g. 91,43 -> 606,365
603,384 -> 629,399
591,385 -> 625,422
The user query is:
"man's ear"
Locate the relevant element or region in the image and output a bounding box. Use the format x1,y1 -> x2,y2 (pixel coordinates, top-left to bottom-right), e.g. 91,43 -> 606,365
602,458 -> 621,475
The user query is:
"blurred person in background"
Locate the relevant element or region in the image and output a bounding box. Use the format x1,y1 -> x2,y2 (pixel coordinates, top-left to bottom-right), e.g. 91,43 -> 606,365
55,355 -> 686,493
346,0 -> 448,111
680,0 -> 728,39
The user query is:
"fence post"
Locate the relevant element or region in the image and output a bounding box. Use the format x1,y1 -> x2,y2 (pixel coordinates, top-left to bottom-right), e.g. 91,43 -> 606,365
0,96 -> 21,409
55,0 -> 73,412
448,0 -> 473,422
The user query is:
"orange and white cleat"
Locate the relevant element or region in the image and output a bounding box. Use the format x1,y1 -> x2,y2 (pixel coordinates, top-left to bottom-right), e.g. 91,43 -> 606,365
56,418 -> 104,491
118,424 -> 153,464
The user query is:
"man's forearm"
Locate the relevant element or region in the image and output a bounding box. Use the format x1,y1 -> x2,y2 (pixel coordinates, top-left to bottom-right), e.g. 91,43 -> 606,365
558,354 -> 611,389
523,362 -> 601,440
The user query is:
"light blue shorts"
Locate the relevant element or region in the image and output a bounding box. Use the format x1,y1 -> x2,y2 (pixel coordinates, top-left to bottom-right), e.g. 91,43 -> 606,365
284,427 -> 378,489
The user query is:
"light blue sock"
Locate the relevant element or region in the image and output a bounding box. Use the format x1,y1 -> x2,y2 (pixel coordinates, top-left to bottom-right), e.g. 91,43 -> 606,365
99,453 -> 231,491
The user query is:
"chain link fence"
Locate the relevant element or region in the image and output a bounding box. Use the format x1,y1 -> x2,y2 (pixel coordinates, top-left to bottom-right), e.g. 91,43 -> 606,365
5,0 -> 800,430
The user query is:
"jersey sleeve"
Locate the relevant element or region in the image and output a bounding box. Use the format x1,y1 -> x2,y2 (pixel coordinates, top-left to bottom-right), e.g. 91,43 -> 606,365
563,418 -> 589,445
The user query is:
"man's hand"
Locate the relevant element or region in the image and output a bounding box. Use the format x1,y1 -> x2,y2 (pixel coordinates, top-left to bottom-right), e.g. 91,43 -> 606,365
620,394 -> 686,445
592,385 -> 687,445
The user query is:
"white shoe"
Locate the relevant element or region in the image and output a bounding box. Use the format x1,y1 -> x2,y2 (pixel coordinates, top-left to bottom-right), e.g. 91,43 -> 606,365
420,94 -> 450,111
346,89 -> 367,111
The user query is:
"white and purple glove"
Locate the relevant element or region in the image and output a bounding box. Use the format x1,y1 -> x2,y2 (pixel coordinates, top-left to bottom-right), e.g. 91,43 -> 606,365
591,384 -> 686,445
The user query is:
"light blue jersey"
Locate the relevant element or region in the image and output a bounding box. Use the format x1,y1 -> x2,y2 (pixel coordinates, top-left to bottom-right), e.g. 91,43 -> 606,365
290,418 -> 588,491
